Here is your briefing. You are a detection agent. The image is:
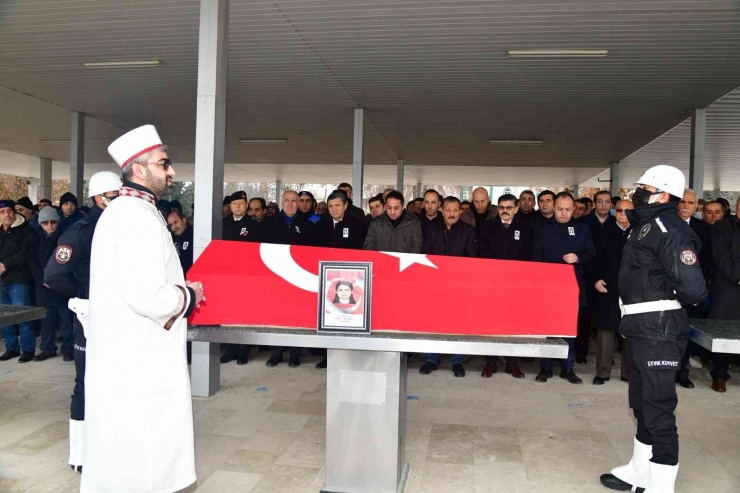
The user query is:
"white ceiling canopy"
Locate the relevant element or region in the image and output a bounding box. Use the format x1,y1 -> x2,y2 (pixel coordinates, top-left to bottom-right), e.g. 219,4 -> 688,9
1,0 -> 739,188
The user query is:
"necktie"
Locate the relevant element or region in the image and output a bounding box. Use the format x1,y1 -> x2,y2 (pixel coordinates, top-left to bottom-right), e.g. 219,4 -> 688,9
503,223 -> 510,229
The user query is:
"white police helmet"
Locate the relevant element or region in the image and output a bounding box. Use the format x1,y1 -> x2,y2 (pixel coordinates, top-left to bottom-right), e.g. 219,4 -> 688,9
88,171 -> 122,198
634,165 -> 685,198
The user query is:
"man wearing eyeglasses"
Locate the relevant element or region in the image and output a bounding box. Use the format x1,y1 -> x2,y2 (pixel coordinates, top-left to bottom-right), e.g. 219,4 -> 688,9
81,125 -> 203,493
580,190 -> 616,365
477,193 -> 532,379
591,200 -> 634,385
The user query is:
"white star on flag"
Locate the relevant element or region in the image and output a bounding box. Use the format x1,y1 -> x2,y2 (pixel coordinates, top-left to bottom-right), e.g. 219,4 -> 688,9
379,252 -> 438,272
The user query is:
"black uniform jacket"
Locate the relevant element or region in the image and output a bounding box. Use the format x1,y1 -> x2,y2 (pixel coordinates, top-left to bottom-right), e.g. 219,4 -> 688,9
709,215 -> 740,321
533,218 -> 595,308
315,214 -> 367,250
478,218 -> 532,261
172,225 -> 194,275
222,214 -> 262,243
44,205 -> 103,299
618,202 -> 708,342
591,221 -> 632,332
31,228 -> 68,307
419,212 -> 443,236
422,220 -> 478,258
688,215 -> 713,281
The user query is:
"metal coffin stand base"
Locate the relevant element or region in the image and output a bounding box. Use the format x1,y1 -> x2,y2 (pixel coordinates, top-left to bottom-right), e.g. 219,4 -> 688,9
322,349 -> 408,493
188,326 -> 568,493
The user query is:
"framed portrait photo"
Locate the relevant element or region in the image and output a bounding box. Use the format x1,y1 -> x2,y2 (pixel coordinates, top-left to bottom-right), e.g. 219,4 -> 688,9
318,262 -> 372,334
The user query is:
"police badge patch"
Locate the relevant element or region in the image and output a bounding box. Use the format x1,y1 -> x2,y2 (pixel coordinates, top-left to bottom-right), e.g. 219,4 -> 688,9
638,223 -> 651,240
680,250 -> 697,266
55,245 -> 72,264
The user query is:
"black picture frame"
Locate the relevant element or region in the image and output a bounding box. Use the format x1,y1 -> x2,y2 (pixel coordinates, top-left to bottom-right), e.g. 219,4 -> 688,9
317,261 -> 372,334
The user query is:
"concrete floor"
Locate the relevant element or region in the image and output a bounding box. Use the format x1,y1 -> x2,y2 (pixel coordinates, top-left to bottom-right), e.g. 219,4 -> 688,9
0,346 -> 738,493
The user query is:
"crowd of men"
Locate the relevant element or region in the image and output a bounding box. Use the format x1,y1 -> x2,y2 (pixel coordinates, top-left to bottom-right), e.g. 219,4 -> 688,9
0,182 -> 738,391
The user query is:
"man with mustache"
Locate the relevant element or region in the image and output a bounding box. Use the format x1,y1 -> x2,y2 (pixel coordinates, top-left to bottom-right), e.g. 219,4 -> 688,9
478,193 -> 532,379
82,125 -> 204,493
420,196 -> 478,377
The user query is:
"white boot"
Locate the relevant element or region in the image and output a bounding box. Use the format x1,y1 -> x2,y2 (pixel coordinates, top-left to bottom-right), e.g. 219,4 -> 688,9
611,437 -> 652,489
69,419 -> 84,472
643,462 -> 678,493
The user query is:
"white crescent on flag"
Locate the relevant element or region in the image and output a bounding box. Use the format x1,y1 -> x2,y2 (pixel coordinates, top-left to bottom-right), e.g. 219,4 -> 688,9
258,244 -> 439,293
259,243 -> 319,293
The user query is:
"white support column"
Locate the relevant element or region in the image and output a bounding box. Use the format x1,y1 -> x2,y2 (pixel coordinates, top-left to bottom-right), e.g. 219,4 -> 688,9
609,162 -> 621,197
396,159 -> 404,192
191,0 -> 228,399
572,185 -> 579,198
352,108 -> 364,202
416,182 -> 422,198
70,112 -> 85,200
690,108 -> 706,197
275,180 -> 282,202
27,179 -> 38,203
39,157 -> 52,202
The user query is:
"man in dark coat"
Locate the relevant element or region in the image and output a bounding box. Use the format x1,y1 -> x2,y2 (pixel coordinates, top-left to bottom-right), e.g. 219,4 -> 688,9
707,197 -> 740,393
533,192 -> 595,384
0,200 -> 35,362
223,191 -> 262,244
337,183 -> 368,224
478,193 -> 532,379
580,190 -> 616,364
363,191 -> 422,253
675,188 -> 713,388
58,192 -> 83,235
419,190 -> 443,235
315,190 -> 366,251
168,210 -> 194,275
591,199 -> 633,385
420,196 -> 478,377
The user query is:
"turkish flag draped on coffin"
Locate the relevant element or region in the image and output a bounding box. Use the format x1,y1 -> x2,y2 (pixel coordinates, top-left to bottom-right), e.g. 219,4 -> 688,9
188,241 -> 578,337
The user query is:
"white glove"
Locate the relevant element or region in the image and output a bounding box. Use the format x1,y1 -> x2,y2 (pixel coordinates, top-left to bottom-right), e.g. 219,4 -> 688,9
68,298 -> 89,338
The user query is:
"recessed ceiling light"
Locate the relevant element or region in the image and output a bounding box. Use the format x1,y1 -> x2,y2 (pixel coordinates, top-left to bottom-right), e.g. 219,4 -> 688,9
239,139 -> 288,143
489,140 -> 544,146
507,50 -> 608,58
39,140 -> 70,144
83,60 -> 161,68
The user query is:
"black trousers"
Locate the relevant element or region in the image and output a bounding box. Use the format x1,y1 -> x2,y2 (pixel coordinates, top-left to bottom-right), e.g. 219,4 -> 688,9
223,343 -> 252,360
575,306 -> 593,358
711,353 -> 731,381
71,318 -> 86,421
627,334 -> 687,466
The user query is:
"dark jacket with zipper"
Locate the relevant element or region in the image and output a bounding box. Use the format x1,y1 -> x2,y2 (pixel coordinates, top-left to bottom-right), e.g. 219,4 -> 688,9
533,217 -> 595,308
363,211 -> 423,253
618,202 -> 708,342
0,215 -> 32,286
422,220 -> 478,258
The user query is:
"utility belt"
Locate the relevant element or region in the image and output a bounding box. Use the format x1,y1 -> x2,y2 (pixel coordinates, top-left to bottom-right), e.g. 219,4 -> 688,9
619,298 -> 682,317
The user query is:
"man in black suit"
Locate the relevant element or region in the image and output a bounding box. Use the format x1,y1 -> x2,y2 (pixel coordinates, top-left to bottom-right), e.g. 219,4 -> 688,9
478,193 -> 532,379
675,189 -> 712,388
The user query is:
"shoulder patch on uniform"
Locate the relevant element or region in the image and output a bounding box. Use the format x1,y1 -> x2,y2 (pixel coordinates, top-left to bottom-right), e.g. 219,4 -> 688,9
680,250 -> 697,266
638,223 -> 651,240
55,245 -> 72,264
655,217 -> 668,233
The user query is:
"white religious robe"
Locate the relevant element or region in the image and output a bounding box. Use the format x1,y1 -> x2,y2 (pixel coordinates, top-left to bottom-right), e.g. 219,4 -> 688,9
81,186 -> 195,493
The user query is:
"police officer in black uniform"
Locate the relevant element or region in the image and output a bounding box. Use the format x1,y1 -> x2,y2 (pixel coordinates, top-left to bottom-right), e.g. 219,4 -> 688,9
600,165 -> 707,493
43,171 -> 121,473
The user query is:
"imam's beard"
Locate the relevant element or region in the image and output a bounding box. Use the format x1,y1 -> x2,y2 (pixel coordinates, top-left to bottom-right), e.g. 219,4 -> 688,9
144,167 -> 173,199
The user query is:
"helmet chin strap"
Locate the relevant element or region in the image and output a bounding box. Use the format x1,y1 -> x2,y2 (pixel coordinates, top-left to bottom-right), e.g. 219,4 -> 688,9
647,191 -> 664,205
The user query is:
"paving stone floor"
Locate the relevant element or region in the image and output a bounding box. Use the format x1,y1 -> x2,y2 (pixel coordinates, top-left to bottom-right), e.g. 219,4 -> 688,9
0,346 -> 739,493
